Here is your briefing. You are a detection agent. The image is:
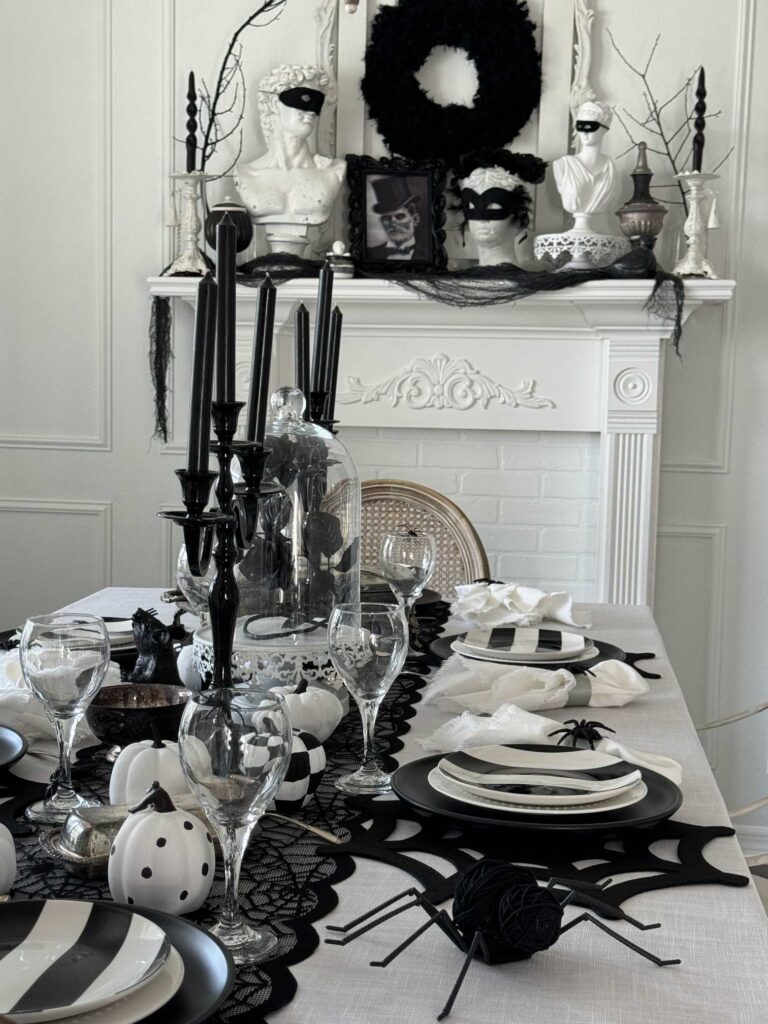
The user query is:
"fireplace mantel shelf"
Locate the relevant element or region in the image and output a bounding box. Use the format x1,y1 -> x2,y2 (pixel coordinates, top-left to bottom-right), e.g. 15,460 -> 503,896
147,274 -> 734,607
149,275 -> 734,308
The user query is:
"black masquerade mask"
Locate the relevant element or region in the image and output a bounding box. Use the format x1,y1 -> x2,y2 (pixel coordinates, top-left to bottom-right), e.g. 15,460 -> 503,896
461,185 -> 531,225
278,87 -> 325,115
575,120 -> 605,133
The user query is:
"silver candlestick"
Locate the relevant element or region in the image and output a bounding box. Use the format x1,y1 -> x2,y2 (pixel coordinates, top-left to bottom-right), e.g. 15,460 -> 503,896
167,171 -> 214,275
673,171 -> 719,279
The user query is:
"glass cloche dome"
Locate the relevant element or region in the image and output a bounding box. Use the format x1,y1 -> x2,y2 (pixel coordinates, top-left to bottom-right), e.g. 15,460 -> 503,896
234,386 -> 361,651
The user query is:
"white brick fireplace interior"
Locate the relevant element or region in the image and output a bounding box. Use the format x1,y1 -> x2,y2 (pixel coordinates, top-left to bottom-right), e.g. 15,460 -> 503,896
343,426 -> 600,600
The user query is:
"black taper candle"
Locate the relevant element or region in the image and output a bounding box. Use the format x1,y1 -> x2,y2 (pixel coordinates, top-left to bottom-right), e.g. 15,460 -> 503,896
215,215 -> 237,403
187,272 -> 217,473
311,260 -> 334,392
295,302 -> 310,418
326,305 -> 343,422
185,71 -> 197,174
246,274 -> 276,443
691,67 -> 707,173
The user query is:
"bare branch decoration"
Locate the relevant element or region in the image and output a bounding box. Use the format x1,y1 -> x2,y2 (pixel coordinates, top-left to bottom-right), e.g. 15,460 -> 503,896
196,0 -> 288,178
606,30 -> 732,214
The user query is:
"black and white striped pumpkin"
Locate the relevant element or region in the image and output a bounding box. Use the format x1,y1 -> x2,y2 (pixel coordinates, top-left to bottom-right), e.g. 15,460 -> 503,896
274,730 -> 326,813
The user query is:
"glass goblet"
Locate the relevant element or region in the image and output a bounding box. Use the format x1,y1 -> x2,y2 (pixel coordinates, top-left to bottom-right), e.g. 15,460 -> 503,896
178,687 -> 292,963
380,530 -> 436,650
20,613 -> 110,823
328,603 -> 407,795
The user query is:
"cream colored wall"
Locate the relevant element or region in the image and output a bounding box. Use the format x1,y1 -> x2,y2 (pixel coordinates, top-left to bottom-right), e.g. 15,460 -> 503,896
0,0 -> 766,825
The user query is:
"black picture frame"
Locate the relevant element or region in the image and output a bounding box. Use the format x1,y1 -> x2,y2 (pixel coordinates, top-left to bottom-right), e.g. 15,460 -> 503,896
345,155 -> 447,273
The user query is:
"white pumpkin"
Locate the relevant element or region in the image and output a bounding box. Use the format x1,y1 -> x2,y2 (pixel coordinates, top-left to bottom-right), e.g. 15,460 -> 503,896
176,646 -> 202,691
0,822 -> 16,894
109,734 -> 188,805
108,782 -> 215,915
272,684 -> 344,743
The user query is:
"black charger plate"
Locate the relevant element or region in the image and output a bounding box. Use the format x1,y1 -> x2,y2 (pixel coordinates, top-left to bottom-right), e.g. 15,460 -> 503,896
391,744 -> 682,833
0,724 -> 27,769
106,902 -> 235,1024
429,632 -> 626,672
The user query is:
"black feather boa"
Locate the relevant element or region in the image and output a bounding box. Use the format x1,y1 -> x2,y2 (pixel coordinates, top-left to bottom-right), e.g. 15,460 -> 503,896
361,0 -> 541,169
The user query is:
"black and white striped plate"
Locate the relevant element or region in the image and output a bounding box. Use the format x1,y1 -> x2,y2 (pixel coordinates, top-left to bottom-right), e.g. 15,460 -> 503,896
0,901 -> 169,1023
453,627 -> 592,662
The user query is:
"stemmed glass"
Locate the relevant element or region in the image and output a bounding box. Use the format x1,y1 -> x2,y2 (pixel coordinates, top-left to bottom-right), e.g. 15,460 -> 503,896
380,529 -> 436,639
20,613 -> 111,823
178,687 -> 292,963
328,603 -> 407,795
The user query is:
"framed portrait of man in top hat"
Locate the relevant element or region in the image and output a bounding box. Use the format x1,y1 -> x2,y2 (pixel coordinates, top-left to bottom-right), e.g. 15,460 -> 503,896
345,155 -> 448,273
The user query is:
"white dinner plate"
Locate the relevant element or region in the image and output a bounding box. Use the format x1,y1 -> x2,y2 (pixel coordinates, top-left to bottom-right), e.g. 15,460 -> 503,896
451,640 -> 600,667
0,901 -> 169,1023
453,627 -> 592,663
428,768 -> 648,816
435,763 -> 640,806
28,946 -> 187,1024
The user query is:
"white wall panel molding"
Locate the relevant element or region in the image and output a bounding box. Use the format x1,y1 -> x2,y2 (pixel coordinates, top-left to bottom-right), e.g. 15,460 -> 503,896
661,0 -> 754,475
656,524 -> 726,766
0,497 -> 113,586
0,2 -> 113,453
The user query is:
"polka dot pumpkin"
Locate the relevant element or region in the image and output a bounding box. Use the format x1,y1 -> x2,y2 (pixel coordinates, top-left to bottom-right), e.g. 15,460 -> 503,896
108,781 -> 214,916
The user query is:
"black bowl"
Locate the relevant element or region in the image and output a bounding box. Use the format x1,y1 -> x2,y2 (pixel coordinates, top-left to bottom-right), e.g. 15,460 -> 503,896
86,684 -> 192,746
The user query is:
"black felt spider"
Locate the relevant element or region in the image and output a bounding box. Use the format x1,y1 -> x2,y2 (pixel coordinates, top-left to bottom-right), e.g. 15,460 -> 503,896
548,718 -> 616,749
326,858 -> 679,1020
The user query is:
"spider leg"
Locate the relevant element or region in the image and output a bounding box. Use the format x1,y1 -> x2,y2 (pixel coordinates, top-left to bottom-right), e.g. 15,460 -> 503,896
547,727 -> 569,738
371,907 -> 454,968
325,889 -> 425,945
437,929 -> 483,1021
560,913 -> 681,966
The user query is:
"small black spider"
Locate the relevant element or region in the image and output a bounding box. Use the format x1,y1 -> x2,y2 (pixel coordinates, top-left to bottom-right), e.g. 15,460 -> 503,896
548,718 -> 616,750
326,858 -> 679,1020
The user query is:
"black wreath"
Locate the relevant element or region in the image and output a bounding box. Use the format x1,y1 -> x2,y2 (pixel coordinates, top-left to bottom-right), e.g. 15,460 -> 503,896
361,0 -> 542,169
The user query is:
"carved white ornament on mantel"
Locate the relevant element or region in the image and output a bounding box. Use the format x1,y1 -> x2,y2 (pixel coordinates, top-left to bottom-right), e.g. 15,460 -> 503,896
336,353 -> 556,412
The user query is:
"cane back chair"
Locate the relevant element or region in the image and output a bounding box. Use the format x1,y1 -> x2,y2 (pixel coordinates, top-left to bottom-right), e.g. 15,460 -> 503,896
359,479 -> 489,599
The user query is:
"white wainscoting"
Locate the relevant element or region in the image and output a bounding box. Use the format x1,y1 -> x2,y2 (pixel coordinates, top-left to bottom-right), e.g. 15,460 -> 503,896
0,499 -> 113,627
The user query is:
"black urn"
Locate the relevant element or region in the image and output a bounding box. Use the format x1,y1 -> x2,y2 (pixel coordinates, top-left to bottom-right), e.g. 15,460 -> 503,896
205,196 -> 254,253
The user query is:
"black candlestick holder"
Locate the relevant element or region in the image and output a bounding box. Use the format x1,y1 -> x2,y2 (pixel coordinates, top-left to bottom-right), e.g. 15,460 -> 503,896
232,441 -> 281,549
159,401 -> 276,690
309,390 -> 339,434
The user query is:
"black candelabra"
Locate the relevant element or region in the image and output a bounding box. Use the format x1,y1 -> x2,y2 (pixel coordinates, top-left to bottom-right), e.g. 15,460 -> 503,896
159,414 -> 276,690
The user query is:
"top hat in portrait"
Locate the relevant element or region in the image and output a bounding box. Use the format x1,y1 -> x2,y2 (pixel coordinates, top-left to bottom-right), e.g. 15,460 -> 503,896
370,175 -> 421,214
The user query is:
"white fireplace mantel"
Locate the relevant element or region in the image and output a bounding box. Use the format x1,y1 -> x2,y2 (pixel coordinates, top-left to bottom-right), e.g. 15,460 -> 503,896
148,276 -> 735,606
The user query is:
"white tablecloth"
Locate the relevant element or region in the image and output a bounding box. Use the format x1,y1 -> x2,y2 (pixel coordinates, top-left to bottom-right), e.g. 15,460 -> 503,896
60,590 -> 768,1024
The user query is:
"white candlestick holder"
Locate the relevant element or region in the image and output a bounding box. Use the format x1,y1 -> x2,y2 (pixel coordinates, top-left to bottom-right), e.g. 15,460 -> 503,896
167,171 -> 214,276
673,171 -> 719,279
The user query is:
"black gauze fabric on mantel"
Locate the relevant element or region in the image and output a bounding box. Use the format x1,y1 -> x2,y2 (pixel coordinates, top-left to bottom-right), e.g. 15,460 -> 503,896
148,249 -> 686,436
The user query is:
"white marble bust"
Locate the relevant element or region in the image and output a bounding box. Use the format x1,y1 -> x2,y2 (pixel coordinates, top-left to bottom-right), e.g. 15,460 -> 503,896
552,101 -> 620,234
234,64 -> 345,255
459,166 -> 529,267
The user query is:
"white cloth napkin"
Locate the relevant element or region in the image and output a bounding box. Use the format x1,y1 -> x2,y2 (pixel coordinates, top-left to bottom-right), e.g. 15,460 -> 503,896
0,649 -> 120,744
423,655 -> 649,714
419,702 -> 682,786
451,581 -> 591,629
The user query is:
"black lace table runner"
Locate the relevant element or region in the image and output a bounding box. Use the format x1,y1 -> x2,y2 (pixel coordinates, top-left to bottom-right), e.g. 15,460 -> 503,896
3,612 -> 749,1024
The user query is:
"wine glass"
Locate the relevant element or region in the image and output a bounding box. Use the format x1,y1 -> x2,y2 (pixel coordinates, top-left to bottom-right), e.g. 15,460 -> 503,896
20,613 -> 110,823
380,530 -> 436,642
328,603 -> 407,795
178,687 -> 292,963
